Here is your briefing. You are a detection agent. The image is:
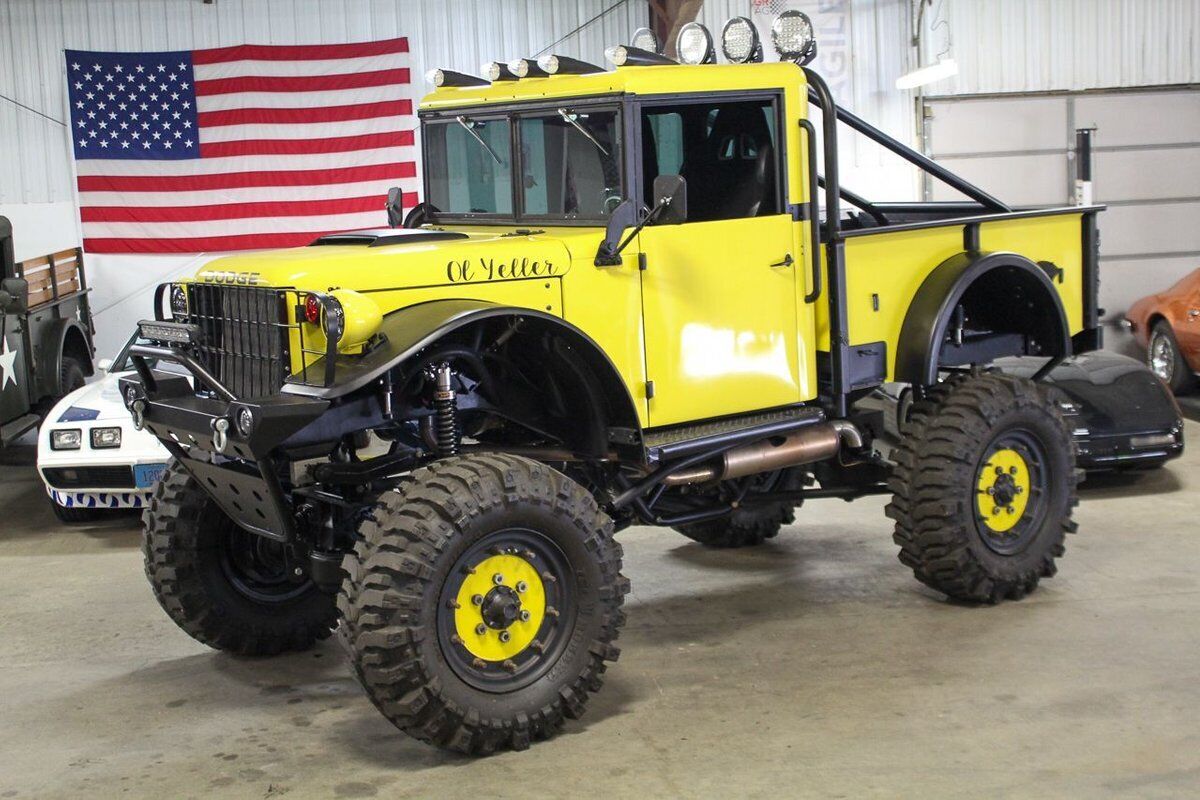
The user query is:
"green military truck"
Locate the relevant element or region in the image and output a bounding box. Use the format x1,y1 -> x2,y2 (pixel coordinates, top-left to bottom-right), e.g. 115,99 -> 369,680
0,217 -> 96,446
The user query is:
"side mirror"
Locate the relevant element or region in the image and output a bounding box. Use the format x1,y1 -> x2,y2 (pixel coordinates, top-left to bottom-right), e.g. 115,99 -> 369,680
594,199 -> 638,266
652,174 -> 688,225
0,278 -> 27,314
386,187 -> 405,228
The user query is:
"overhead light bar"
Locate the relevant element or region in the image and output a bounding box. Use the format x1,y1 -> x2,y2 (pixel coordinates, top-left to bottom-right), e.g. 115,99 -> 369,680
425,68 -> 490,88
631,26 -> 660,54
895,57 -> 958,90
605,44 -> 676,67
536,54 -> 605,75
676,22 -> 716,65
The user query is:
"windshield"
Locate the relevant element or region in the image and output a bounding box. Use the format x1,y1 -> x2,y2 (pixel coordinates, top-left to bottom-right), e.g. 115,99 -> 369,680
422,105 -> 622,222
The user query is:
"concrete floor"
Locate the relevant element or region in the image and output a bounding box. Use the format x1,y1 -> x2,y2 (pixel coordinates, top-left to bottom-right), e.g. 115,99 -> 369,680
2,424 -> 1199,799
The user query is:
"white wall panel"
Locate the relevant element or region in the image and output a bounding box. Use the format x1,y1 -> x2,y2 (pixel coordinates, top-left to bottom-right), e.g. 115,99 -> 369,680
919,0 -> 1200,96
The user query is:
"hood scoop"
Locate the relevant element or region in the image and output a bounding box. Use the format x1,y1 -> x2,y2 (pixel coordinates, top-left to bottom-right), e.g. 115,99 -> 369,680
309,228 -> 469,248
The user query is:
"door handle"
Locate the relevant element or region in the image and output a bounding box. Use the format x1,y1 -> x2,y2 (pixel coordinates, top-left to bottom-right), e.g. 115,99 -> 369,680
771,254 -> 794,268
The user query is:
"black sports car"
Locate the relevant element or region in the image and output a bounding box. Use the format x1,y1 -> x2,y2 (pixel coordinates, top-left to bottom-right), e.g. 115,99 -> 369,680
873,352 -> 1184,472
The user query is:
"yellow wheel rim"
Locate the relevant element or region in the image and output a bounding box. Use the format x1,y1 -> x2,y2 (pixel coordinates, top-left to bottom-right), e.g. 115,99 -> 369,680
975,447 -> 1031,533
453,553 -> 546,662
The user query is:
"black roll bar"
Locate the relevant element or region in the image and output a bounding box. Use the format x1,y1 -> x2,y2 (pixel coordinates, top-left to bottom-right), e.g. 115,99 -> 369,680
806,85 -> 1011,214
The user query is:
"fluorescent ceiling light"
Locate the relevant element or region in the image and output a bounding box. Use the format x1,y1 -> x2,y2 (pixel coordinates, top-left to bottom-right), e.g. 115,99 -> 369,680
895,57 -> 958,90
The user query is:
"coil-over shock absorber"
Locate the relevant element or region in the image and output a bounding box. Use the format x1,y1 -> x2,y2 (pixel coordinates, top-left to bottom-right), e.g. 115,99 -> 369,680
432,362 -> 460,457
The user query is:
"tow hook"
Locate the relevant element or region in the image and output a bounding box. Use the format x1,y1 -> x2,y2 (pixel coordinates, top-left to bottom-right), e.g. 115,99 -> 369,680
211,417 -> 230,453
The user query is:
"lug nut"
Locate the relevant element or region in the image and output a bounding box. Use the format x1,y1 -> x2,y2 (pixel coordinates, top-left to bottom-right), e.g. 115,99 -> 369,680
293,567 -> 303,577
461,565 -> 475,576
492,573 -> 504,585
475,623 -> 487,635
1010,466 -> 1018,474
499,631 -> 511,643
1015,486 -> 1024,494
995,466 -> 1004,475
546,606 -> 560,618
471,594 -> 484,606
450,634 -> 463,645
523,549 -> 537,561
446,599 -> 461,610
473,657 -> 487,669
519,609 -> 531,622
1007,506 -> 1015,514
530,639 -> 545,653
502,659 -> 518,673
992,507 -> 1001,516
541,571 -> 557,584
986,487 -> 995,495
516,581 -> 528,593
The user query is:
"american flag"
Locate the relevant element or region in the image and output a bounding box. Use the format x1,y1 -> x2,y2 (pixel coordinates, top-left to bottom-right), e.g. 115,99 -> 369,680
66,38 -> 418,254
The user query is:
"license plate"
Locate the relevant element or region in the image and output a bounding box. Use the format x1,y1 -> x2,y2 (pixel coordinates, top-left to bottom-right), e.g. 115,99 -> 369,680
134,462 -> 168,488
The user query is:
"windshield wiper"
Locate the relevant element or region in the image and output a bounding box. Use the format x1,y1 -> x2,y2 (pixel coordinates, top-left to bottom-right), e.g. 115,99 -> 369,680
455,115 -> 503,165
557,108 -> 609,157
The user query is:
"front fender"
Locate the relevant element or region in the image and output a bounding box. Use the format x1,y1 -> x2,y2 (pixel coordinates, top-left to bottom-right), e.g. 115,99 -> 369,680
895,251 -> 1071,387
282,299 -> 641,432
35,317 -> 94,397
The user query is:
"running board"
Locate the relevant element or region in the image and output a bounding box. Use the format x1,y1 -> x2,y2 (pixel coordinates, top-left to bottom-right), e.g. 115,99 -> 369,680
643,406 -> 826,464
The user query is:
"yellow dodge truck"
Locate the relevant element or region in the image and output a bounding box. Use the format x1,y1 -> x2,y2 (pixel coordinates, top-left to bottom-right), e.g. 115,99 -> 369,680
123,14 -> 1102,754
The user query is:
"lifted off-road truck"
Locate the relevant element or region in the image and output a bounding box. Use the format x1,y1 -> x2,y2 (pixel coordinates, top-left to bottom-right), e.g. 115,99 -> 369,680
123,19 -> 1102,754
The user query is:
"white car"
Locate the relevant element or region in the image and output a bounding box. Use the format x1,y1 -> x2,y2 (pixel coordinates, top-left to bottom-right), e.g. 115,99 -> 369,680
38,336 -> 171,522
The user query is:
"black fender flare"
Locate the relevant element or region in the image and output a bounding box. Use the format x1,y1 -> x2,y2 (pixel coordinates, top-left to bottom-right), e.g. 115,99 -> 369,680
283,298 -> 641,429
36,317 -> 94,396
894,251 -> 1071,387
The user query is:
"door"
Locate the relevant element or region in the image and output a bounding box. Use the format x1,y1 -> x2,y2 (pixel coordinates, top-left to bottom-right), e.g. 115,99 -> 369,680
636,97 -> 802,427
0,304 -> 31,425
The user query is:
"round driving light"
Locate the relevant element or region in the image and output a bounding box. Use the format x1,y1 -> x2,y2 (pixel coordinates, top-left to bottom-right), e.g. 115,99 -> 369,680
425,68 -> 446,87
771,10 -> 816,64
676,22 -> 715,65
537,54 -> 560,74
236,407 -> 254,436
722,16 -> 761,63
631,26 -> 659,54
303,293 -> 321,324
323,296 -> 345,343
169,283 -> 188,317
483,61 -> 516,81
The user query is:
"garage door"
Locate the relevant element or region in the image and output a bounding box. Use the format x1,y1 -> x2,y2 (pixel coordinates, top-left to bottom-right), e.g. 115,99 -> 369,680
921,88 -> 1200,320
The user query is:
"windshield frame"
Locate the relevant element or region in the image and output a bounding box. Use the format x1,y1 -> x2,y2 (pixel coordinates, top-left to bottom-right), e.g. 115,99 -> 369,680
419,95 -> 629,227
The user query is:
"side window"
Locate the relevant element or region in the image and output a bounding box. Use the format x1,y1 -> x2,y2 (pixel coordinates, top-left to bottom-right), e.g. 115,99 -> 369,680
641,98 -> 780,223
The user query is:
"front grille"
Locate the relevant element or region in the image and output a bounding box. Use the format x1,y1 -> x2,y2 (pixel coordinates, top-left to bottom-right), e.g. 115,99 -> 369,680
43,466 -> 135,489
185,285 -> 291,399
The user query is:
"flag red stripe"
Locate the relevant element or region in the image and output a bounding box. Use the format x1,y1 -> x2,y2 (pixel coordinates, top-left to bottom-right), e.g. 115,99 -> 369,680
81,195 -> 387,223
77,162 -> 417,193
199,130 -> 413,158
192,38 -> 409,65
83,208 -> 420,253
194,68 -> 409,97
198,99 -> 412,127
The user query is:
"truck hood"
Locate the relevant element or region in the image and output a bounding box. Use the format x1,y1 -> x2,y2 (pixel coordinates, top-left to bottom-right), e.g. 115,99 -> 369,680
195,227 -> 580,293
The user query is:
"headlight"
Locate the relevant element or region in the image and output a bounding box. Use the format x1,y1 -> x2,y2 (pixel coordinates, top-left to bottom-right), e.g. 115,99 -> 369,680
91,427 -> 122,449
631,26 -> 659,54
236,407 -> 255,437
483,61 -> 516,82
722,16 -> 762,64
771,10 -> 817,64
51,429 -> 82,450
676,22 -> 715,65
169,283 -> 188,317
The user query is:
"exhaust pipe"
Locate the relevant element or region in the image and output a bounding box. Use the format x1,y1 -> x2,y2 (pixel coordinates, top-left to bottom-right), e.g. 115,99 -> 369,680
661,421 -> 862,486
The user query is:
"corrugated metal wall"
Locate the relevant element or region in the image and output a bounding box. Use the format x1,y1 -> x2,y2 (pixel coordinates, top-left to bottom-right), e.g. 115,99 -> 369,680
919,0 -> 1200,96
0,0 -> 645,206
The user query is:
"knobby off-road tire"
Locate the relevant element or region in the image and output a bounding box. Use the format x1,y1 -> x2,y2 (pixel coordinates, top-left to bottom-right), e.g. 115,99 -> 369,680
886,372 -> 1079,603
338,453 -> 628,755
142,461 -> 338,655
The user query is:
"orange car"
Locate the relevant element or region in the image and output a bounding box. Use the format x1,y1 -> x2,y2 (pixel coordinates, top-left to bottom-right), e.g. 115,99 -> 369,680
1126,269 -> 1200,393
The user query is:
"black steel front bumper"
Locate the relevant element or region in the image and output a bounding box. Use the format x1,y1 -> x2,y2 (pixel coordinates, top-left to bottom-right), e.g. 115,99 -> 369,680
119,344 -> 330,541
